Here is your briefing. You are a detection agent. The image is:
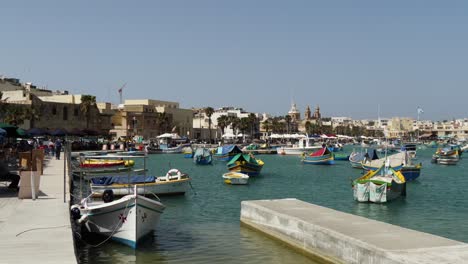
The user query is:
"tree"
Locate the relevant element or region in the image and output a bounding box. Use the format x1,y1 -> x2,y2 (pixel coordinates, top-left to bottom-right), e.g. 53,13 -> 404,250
79,95 -> 96,129
229,116 -> 240,140
285,115 -> 292,134
262,119 -> 271,136
217,115 -> 229,137
156,112 -> 171,134
204,107 -> 214,143
239,117 -> 250,142
248,113 -> 257,139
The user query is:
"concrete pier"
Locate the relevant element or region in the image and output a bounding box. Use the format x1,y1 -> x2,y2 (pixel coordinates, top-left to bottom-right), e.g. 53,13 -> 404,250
0,158 -> 76,263
241,198 -> 468,264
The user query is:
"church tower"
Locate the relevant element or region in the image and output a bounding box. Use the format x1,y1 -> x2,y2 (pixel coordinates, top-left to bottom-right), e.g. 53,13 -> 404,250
288,102 -> 300,122
305,106 -> 311,120
312,105 -> 321,120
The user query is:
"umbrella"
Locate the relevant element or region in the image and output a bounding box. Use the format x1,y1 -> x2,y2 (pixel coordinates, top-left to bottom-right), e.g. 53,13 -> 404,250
50,128 -> 68,136
0,128 -> 6,135
26,128 -> 49,137
0,123 -> 19,137
16,128 -> 27,137
81,128 -> 99,136
68,128 -> 85,136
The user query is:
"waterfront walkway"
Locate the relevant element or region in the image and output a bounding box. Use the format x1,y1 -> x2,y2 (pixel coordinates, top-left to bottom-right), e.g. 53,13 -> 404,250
241,198 -> 468,264
0,158 -> 76,263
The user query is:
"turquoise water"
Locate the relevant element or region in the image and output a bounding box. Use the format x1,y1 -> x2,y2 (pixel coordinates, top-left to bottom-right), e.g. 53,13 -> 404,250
74,146 -> 468,263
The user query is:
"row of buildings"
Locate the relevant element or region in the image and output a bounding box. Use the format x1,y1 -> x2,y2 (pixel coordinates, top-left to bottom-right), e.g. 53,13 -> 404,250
1,75 -> 468,141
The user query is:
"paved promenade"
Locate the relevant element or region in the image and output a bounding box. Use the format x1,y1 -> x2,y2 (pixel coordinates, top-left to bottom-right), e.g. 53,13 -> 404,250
0,157 -> 76,264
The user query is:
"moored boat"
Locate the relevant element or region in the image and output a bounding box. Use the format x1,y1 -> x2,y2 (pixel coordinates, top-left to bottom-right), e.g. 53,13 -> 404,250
222,172 -> 249,185
302,147 -> 334,165
214,145 -> 243,161
352,164 -> 406,203
90,169 -> 191,196
276,137 -> 321,155
193,147 -> 213,165
349,149 -> 366,169
80,159 -> 134,168
70,187 -> 165,248
227,153 -> 264,176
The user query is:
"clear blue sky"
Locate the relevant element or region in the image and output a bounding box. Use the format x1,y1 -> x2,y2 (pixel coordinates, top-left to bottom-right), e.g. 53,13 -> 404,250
1,1 -> 467,121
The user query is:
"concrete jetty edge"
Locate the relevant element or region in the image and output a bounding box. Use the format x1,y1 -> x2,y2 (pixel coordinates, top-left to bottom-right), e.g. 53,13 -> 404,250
240,198 -> 468,264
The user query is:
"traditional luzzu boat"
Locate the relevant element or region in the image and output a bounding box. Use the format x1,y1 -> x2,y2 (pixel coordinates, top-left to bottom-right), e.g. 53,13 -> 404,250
361,151 -> 406,171
226,153 -> 264,176
70,186 -> 166,248
361,151 -> 422,181
348,149 -> 366,168
352,164 -> 406,203
222,172 -> 249,185
193,147 -> 212,165
80,159 -> 135,168
432,146 -> 460,165
214,145 -> 243,161
301,147 -> 334,165
89,169 -> 191,197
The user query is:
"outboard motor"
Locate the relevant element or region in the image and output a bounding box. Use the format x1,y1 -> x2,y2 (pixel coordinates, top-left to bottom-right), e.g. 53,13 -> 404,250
102,189 -> 114,203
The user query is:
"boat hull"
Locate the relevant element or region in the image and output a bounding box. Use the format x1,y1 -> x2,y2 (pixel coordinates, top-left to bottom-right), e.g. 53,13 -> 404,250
222,172 -> 249,185
80,194 -> 165,248
400,165 -> 422,181
276,146 -> 321,155
91,178 -> 191,196
227,164 -> 263,176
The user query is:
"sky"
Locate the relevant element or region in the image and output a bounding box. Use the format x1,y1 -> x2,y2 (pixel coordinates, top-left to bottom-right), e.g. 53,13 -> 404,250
1,1 -> 467,121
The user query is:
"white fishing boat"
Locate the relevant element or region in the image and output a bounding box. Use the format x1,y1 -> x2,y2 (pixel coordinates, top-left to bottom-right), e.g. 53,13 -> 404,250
276,137 -> 321,155
71,186 -> 165,248
222,172 -> 249,185
90,169 -> 191,196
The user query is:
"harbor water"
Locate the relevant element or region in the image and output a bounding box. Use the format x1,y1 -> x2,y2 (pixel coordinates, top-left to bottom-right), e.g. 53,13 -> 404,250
74,146 -> 468,263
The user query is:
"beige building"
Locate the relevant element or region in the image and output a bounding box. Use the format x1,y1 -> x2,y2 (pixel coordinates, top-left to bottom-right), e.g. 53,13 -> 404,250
385,117 -> 415,138
110,99 -> 193,140
1,78 -> 110,133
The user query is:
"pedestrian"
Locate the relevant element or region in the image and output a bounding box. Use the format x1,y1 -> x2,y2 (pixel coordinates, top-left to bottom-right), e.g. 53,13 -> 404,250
55,138 -> 62,160
48,140 -> 55,158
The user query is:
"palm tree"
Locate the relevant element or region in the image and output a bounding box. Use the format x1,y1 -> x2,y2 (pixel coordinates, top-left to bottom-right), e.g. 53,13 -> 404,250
79,95 -> 96,129
262,119 -> 272,140
239,117 -> 250,143
247,113 -> 257,140
204,107 -> 214,143
217,115 -> 229,137
156,112 -> 171,134
229,116 -> 240,140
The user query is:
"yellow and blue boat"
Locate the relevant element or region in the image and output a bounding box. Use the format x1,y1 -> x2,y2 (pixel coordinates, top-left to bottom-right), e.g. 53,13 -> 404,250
227,153 -> 264,176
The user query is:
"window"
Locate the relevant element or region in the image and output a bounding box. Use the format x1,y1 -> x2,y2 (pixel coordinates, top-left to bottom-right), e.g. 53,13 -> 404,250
74,107 -> 79,116
52,106 -> 57,115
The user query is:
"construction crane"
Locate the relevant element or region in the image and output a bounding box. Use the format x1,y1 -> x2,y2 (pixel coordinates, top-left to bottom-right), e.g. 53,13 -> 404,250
118,83 -> 126,104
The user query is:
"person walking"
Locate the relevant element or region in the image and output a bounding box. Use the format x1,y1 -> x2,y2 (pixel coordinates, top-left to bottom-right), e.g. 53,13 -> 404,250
55,138 -> 62,160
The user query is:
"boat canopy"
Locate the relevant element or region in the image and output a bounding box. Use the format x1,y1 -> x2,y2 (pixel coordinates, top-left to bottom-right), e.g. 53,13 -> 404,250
194,147 -> 211,157
227,153 -> 260,166
309,147 -> 332,157
216,145 -> 242,155
365,149 -> 379,161
91,175 -> 156,185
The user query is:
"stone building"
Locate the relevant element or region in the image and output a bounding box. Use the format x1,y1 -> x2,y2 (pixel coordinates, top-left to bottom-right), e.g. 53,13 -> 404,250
110,99 -> 193,140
